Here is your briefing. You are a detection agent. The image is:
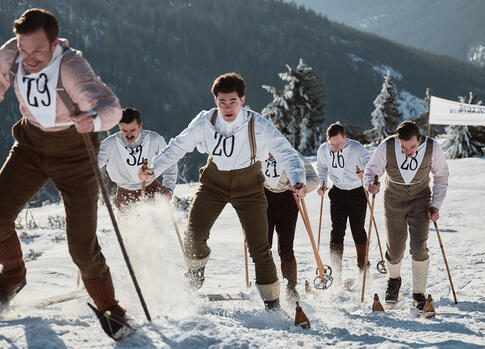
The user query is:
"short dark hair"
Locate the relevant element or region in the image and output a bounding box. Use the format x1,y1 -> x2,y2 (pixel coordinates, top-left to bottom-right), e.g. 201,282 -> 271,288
120,107 -> 142,125
13,8 -> 59,44
211,72 -> 245,98
396,121 -> 421,141
326,122 -> 346,139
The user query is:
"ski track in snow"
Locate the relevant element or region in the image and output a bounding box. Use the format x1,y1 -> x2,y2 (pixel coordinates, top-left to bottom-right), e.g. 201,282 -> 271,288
0,158 -> 484,348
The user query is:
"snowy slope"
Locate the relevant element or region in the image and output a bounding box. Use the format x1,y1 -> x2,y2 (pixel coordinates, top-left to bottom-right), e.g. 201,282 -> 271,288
1,157 -> 484,348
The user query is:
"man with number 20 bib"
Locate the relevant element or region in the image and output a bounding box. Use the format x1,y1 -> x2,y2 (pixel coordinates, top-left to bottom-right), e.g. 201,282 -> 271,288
316,122 -> 371,280
98,107 -> 177,210
139,73 -> 307,310
364,121 -> 448,310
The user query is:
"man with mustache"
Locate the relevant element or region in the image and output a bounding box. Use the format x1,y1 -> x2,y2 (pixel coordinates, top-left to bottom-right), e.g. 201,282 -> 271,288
364,121 -> 448,310
98,107 -> 177,210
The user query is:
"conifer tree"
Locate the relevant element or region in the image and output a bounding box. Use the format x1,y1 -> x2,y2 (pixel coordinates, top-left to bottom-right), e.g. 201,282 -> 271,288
442,93 -> 484,159
364,70 -> 402,145
262,58 -> 325,155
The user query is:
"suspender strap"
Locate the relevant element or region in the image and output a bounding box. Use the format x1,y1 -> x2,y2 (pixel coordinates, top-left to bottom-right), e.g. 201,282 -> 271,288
55,47 -> 77,114
247,111 -> 256,164
8,53 -> 20,86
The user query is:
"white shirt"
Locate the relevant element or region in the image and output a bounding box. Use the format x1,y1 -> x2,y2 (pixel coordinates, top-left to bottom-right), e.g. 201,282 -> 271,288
151,107 -> 305,185
317,138 -> 370,190
98,129 -> 177,191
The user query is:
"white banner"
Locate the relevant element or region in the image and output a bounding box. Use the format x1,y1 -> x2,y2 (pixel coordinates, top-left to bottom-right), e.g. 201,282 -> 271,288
429,96 -> 485,126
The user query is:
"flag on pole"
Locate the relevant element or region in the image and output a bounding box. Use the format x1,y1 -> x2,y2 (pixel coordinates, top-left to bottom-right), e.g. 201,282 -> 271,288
429,96 -> 485,126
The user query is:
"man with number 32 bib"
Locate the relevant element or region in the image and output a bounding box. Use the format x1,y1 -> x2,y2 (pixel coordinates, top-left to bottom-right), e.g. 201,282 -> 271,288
139,73 -> 307,310
98,107 -> 177,210
364,121 -> 448,310
316,122 -> 371,280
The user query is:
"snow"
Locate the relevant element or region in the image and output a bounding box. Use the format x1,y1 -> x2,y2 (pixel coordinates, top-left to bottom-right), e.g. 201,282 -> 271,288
372,65 -> 402,81
1,157 -> 485,348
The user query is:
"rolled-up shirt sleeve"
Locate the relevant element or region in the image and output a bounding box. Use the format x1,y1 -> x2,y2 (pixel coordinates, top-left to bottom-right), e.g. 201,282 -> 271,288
363,141 -> 387,189
430,141 -> 449,209
62,51 -> 121,131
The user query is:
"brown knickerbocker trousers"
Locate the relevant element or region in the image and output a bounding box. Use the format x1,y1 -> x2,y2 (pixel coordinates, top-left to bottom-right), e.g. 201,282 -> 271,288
184,159 -> 278,285
0,118 -> 109,280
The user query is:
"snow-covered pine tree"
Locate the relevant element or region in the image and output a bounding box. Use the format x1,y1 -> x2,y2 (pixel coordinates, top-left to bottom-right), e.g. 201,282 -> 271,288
442,93 -> 484,159
364,70 -> 402,145
261,58 -> 325,155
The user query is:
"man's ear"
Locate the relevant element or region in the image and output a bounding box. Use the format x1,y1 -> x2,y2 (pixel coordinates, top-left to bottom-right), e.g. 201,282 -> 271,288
241,96 -> 245,106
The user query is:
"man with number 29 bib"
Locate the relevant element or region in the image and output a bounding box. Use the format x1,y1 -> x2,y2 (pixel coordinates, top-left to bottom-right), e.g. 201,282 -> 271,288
0,8 -> 130,337
98,107 -> 177,210
316,122 -> 371,281
364,121 -> 448,310
139,73 -> 307,310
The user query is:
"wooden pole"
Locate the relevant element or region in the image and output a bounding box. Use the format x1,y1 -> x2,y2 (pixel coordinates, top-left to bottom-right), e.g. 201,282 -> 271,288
434,221 -> 458,304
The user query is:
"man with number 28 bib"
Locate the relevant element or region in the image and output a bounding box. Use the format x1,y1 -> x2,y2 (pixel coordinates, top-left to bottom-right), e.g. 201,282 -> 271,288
364,121 -> 448,310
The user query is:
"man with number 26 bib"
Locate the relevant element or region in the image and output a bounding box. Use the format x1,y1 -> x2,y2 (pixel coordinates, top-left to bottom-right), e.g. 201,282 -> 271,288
364,121 -> 448,310
316,122 -> 371,281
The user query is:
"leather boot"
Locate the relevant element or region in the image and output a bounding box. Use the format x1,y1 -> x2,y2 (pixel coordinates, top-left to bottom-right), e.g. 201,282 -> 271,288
329,242 -> 343,279
83,271 -> 125,315
0,234 -> 26,304
280,257 -> 297,290
355,242 -> 369,271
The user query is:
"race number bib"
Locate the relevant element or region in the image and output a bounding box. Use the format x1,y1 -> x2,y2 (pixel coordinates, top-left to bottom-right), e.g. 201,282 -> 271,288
326,146 -> 349,181
264,155 -> 281,188
394,138 -> 427,184
116,136 -> 151,183
204,122 -> 251,170
17,46 -> 65,128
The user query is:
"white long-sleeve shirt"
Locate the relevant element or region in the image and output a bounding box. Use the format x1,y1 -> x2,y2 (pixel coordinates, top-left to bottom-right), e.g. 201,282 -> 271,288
363,137 -> 449,209
98,129 -> 177,191
316,138 -> 371,190
151,107 -> 305,185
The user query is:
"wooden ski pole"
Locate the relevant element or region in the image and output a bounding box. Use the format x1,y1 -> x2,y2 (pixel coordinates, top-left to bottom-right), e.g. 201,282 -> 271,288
244,242 -> 251,288
356,166 -> 385,269
139,159 -> 148,199
292,193 -> 327,284
433,220 -> 458,304
317,189 -> 325,251
165,200 -> 185,254
361,175 -> 378,303
73,104 -> 151,321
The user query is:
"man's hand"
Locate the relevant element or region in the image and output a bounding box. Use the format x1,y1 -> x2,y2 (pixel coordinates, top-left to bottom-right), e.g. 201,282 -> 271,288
428,207 -> 439,222
368,181 -> 380,195
356,169 -> 364,181
138,166 -> 155,181
72,111 -> 94,133
291,183 -> 308,198
317,186 -> 327,197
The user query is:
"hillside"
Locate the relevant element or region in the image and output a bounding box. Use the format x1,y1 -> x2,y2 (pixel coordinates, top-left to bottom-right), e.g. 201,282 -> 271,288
291,0 -> 485,63
0,0 -> 484,182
